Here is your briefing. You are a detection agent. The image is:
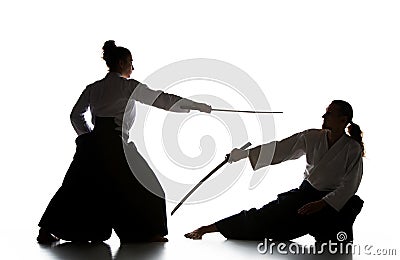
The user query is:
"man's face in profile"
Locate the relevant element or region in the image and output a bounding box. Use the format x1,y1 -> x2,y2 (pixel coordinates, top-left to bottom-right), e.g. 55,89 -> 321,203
322,103 -> 346,130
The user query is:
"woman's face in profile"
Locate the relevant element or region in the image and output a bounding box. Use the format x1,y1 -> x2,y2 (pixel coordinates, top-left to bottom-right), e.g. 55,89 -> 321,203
121,54 -> 134,78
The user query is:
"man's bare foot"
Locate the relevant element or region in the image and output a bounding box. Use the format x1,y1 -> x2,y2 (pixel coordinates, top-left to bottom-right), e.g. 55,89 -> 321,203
37,229 -> 60,245
185,224 -> 218,240
185,227 -> 206,240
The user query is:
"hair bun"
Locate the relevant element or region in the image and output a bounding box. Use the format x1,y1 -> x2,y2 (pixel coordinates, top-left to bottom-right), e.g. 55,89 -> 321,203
103,40 -> 117,62
103,40 -> 116,51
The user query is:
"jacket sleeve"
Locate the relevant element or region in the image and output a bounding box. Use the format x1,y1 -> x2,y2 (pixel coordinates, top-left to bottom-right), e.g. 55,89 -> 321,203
129,81 -> 183,110
248,130 -> 308,171
70,86 -> 91,135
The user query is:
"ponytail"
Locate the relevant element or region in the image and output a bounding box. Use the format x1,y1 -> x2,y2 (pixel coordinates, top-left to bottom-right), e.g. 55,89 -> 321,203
347,121 -> 365,157
332,100 -> 365,157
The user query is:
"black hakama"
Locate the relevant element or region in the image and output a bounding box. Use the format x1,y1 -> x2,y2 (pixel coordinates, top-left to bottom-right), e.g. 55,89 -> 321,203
215,180 -> 363,243
38,117 -> 168,242
38,132 -> 112,241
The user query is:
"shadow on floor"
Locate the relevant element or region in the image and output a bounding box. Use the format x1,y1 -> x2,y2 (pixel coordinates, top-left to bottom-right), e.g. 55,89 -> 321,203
43,241 -> 166,260
41,239 -> 353,260
114,243 -> 166,260
44,242 -> 112,260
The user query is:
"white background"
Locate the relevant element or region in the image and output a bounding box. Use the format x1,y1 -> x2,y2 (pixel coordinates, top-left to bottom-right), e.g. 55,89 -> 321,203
1,0 -> 399,258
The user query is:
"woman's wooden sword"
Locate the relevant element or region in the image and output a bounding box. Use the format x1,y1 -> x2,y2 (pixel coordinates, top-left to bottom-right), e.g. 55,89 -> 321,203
181,105 -> 282,114
211,108 -> 282,113
171,142 -> 252,216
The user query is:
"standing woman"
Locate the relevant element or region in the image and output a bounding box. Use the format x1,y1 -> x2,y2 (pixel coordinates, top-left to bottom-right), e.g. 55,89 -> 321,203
38,40 -> 211,244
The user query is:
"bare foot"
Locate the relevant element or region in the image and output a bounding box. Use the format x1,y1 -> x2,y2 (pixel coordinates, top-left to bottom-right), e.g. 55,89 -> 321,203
185,227 -> 207,240
37,229 -> 60,245
185,224 -> 218,240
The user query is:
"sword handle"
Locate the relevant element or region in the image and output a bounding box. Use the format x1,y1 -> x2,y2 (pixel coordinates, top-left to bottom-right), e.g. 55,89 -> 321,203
225,142 -> 252,161
240,142 -> 252,150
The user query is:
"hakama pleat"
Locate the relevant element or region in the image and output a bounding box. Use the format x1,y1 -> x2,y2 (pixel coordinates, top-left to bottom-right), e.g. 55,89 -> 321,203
88,117 -> 168,242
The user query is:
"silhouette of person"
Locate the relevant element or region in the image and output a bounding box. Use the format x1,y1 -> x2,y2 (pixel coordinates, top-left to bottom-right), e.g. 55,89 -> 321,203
37,40 -> 211,244
185,100 -> 364,245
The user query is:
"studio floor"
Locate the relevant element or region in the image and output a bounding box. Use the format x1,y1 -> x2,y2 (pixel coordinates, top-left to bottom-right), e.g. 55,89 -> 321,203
2,226 -> 387,260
